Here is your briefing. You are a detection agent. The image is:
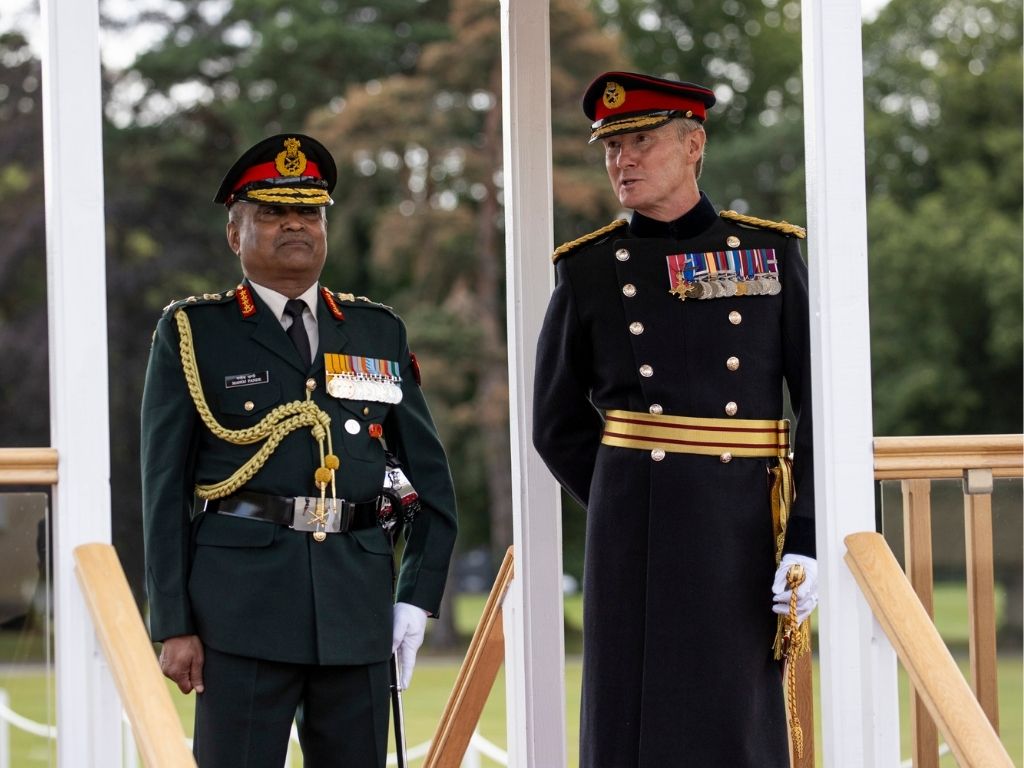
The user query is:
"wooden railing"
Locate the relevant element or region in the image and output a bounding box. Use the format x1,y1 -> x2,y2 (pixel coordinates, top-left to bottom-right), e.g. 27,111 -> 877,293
0,447 -> 59,485
424,546 -> 514,768
872,434 -> 1023,768
845,532 -> 1013,767
74,543 -> 195,767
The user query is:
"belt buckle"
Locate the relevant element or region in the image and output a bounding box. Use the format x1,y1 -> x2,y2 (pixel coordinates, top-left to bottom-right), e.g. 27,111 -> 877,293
292,497 -> 340,539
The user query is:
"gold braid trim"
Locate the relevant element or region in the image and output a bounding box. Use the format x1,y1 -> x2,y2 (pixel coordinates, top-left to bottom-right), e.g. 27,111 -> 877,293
720,210 -> 806,239
589,113 -> 674,141
174,309 -> 335,500
768,455 -> 810,760
552,219 -> 629,263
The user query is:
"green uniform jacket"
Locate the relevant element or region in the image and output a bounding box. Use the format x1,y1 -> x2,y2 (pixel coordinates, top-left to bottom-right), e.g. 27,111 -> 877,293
141,282 -> 458,665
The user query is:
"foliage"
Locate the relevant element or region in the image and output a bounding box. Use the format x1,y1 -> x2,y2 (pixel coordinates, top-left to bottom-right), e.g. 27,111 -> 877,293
863,0 -> 1023,434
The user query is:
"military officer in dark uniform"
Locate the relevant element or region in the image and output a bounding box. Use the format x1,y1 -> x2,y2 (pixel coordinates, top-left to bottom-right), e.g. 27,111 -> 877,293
533,73 -> 819,766
141,133 -> 458,767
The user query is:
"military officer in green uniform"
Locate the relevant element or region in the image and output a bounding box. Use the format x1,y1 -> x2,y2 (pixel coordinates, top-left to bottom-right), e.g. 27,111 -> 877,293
533,73 -> 819,766
141,133 -> 458,767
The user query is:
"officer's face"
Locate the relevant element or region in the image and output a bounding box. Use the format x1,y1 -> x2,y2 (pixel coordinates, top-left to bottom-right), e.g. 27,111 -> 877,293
603,122 -> 705,220
227,203 -> 327,293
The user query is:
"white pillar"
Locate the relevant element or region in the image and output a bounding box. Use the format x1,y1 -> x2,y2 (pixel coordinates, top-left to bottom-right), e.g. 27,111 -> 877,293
499,0 -> 568,764
801,1 -> 900,765
39,0 -> 121,764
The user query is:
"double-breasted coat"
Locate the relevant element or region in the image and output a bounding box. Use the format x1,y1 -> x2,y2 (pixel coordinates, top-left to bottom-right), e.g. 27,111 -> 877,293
533,193 -> 814,767
141,282 -> 457,666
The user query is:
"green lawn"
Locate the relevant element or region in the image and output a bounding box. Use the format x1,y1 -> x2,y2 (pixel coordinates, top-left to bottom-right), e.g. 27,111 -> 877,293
0,587 -> 1020,766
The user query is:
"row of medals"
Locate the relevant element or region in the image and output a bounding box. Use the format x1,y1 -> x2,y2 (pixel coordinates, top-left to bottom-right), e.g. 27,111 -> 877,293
326,374 -> 404,404
676,274 -> 782,300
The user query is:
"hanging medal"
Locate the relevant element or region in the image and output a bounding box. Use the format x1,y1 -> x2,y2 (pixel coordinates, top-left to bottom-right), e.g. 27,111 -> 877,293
325,354 -> 403,404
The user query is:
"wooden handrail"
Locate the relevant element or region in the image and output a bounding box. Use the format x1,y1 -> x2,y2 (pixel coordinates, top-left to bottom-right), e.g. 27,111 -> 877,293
74,543 -> 196,767
0,447 -> 59,485
424,546 -> 515,768
874,434 -> 1024,479
843,532 -> 1013,767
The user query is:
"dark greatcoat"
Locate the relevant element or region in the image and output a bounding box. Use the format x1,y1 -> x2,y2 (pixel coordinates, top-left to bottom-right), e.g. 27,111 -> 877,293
533,194 -> 814,767
141,282 -> 458,665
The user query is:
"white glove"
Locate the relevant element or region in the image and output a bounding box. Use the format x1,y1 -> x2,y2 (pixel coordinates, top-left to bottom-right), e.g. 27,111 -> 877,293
771,554 -> 819,624
391,602 -> 429,690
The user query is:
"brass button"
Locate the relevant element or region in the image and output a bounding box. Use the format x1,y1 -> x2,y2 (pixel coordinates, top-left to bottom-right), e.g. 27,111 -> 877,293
728,311 -> 742,325
720,452 -> 733,463
629,322 -> 645,335
622,284 -> 637,298
615,248 -> 631,262
651,449 -> 666,462
726,235 -> 741,248
724,401 -> 738,416
362,406 -> 370,416
639,364 -> 654,378
726,356 -> 740,371
649,404 -> 663,415
243,401 -> 255,412
305,378 -> 317,391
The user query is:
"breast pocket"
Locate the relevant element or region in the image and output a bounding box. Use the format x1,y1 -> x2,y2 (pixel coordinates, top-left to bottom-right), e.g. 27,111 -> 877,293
215,380 -> 282,428
332,399 -> 388,466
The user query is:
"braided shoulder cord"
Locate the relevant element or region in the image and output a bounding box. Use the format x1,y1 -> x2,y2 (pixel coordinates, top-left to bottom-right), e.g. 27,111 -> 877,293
173,309 -> 335,500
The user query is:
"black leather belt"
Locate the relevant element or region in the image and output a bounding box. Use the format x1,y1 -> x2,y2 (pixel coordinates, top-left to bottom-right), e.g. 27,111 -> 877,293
203,491 -> 382,534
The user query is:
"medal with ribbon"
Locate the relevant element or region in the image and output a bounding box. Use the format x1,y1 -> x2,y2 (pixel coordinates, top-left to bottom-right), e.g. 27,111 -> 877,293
668,248 -> 780,300
324,354 -> 403,404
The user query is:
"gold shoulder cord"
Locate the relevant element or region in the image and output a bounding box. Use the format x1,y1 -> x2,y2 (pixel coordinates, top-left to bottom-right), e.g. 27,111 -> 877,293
719,210 -> 807,239
174,309 -> 339,502
552,219 -> 629,263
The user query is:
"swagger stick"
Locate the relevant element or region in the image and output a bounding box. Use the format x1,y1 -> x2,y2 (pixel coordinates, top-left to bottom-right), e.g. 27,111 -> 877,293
385,526 -> 409,768
389,633 -> 410,768
380,451 -> 422,768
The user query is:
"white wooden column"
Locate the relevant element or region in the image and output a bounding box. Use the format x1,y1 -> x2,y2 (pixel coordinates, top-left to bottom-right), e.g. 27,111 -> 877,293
500,0 -> 568,764
802,1 -> 900,765
39,0 -> 121,764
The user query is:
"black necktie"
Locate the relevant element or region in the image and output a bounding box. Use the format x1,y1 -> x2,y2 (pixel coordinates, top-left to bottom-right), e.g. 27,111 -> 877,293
283,299 -> 312,369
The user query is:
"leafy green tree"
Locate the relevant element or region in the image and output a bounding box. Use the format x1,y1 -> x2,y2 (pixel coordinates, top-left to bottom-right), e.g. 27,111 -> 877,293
863,0 -> 1022,434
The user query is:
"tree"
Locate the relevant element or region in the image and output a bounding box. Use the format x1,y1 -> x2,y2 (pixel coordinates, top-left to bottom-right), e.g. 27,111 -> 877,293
863,0 -> 1022,435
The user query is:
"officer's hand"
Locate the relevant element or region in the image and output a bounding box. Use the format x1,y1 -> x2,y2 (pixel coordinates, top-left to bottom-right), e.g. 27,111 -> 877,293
159,634 -> 205,694
391,602 -> 429,690
771,554 -> 819,624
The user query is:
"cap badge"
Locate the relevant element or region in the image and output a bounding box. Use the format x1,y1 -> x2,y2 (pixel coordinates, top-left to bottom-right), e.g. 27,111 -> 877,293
602,81 -> 626,110
275,137 -> 308,178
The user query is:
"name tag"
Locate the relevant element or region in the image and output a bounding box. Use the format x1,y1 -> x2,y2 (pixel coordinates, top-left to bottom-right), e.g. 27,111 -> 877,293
224,371 -> 270,389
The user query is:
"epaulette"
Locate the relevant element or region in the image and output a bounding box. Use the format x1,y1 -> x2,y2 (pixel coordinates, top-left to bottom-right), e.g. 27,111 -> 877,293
552,219 -> 629,263
162,289 -> 236,314
720,210 -> 806,239
330,289 -> 395,313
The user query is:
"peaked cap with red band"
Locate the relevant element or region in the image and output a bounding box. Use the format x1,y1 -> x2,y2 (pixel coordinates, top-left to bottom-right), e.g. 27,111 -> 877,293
214,133 -> 337,207
582,71 -> 716,143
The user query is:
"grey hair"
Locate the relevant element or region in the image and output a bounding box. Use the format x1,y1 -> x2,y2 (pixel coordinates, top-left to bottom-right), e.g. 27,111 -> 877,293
674,117 -> 706,179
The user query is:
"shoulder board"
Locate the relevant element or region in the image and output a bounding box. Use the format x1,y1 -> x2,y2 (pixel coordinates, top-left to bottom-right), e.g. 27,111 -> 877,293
719,210 -> 806,239
329,290 -> 395,313
552,219 -> 629,263
162,289 -> 236,314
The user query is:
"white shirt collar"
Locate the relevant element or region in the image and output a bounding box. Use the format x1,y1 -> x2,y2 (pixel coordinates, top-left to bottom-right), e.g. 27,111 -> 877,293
248,280 -> 320,325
